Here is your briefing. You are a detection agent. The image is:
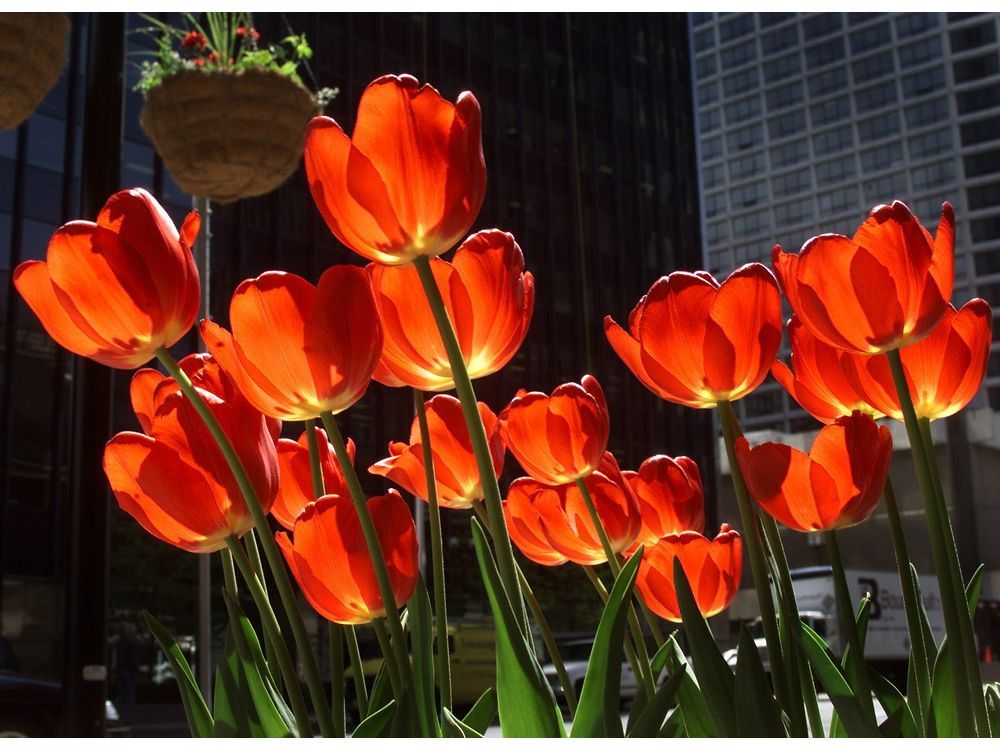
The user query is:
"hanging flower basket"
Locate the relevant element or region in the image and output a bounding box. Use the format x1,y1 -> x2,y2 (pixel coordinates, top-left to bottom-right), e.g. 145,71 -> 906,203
140,68 -> 319,204
0,13 -> 70,131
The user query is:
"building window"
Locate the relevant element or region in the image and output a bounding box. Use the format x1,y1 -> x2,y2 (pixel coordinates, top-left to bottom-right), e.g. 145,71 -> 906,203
971,215 -> 1000,243
694,27 -> 716,53
774,199 -> 815,225
957,84 -> 1000,115
699,108 -> 721,133
704,163 -> 725,188
723,68 -> 760,98
762,24 -> 799,55
950,21 -> 997,53
706,219 -> 729,244
848,12 -> 886,25
908,127 -> 954,159
719,14 -> 755,43
898,36 -> 943,67
806,38 -> 846,69
727,123 -> 765,152
964,147 -> 1000,178
696,54 -> 718,79
905,96 -> 949,128
912,160 -> 957,190
961,115 -> 1000,146
768,109 -> 807,140
731,180 -> 769,208
816,154 -> 858,183
855,82 -> 898,113
697,80 -> 720,106
764,52 -> 802,83
701,135 -> 724,161
770,138 -> 809,169
758,12 -> 796,29
857,110 -> 901,142
729,151 -> 767,181
704,191 -> 728,218
813,127 -> 855,156
864,172 -> 907,203
692,12 -> 714,27
721,39 -> 757,70
953,53 -> 1000,83
766,80 -> 804,111
852,50 -> 895,83
803,14 -> 843,41
810,95 -> 851,128
817,186 -> 860,215
896,13 -> 940,39
860,141 -> 904,173
724,95 -> 762,125
969,181 -> 1000,211
901,67 -> 946,99
850,22 -> 891,54
772,168 -> 813,198
808,66 -> 848,98
732,209 -> 771,237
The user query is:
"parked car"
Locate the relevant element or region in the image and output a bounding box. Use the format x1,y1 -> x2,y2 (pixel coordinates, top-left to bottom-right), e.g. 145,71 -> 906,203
541,637 -> 638,709
0,669 -> 122,737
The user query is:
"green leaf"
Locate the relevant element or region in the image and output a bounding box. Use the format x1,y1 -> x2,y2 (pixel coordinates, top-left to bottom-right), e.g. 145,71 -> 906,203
984,682 -> 1000,732
442,707 -> 484,738
906,564 -> 937,733
831,596 -> 872,738
673,557 -> 736,735
930,637 -> 959,738
571,549 -> 643,738
661,707 -> 685,737
462,688 -> 498,735
626,668 -> 684,737
144,610 -> 214,738
407,577 -> 441,737
353,699 -> 396,738
470,518 -> 565,737
366,661 -> 394,717
649,635 -> 676,683
664,634 -> 717,737
966,563 -> 985,619
734,626 -> 786,737
869,666 -> 917,738
798,622 -> 878,738
213,629 -> 258,737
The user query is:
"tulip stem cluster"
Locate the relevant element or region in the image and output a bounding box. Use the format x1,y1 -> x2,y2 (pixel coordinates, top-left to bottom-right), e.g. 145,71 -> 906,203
155,347 -> 336,737
886,349 -> 982,735
412,254 -> 526,628
412,389 -> 453,712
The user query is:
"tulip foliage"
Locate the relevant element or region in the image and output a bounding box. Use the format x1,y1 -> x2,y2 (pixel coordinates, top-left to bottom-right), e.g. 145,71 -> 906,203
13,71 -> 999,739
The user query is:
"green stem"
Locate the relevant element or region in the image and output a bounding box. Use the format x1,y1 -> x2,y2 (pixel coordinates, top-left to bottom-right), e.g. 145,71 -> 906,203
885,349 -> 977,736
799,655 -> 824,737
472,503 -> 578,713
155,347 -> 335,737
574,477 -> 656,700
345,625 -> 369,718
412,254 -> 525,629
319,410 -> 411,692
373,618 -> 402,696
225,536 -> 313,735
824,530 -> 876,724
305,419 -> 346,738
883,477 -> 930,734
918,417 -> 989,733
717,401 -> 792,718
245,530 -> 267,595
413,389 -> 453,712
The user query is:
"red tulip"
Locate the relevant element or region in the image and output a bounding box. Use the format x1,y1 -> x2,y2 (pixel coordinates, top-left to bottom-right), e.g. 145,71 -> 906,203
103,354 -> 278,553
272,427 -> 355,530
773,201 -> 954,354
604,264 -> 782,409
499,375 -> 609,486
368,229 -> 534,391
305,74 -> 486,265
735,412 -> 892,532
635,524 -> 742,622
771,315 -> 883,425
13,188 -> 200,369
623,455 -> 705,553
847,299 -> 993,421
276,491 -> 419,624
503,462 -> 641,566
369,395 -> 504,510
200,265 -> 382,421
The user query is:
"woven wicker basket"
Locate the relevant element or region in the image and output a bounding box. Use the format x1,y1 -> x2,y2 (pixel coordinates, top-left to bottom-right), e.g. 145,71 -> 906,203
140,68 -> 319,204
0,13 -> 69,131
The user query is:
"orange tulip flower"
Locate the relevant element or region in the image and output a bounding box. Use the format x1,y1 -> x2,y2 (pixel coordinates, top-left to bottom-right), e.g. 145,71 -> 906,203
772,201 -> 955,354
735,412 -> 892,532
272,427 -> 355,530
634,524 -> 742,622
13,188 -> 200,369
305,74 -> 486,265
503,461 -> 641,566
368,229 -> 535,391
604,264 -> 782,409
201,265 -> 382,421
847,299 -> 993,421
369,394 -> 504,510
623,455 -> 705,553
103,354 -> 279,553
771,315 -> 883,425
498,375 -> 609,486
276,491 -> 419,624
